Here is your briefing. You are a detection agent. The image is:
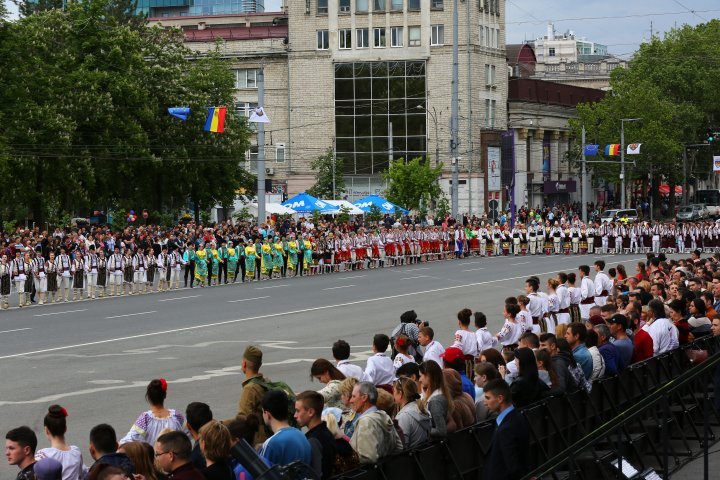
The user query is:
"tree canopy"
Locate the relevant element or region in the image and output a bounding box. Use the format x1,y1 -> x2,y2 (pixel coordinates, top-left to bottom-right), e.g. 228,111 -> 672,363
383,157 -> 443,212
306,147 -> 345,200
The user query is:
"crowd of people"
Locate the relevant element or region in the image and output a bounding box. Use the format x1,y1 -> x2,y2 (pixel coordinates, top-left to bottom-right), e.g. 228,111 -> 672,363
2,214 -> 720,309
6,249 -> 720,480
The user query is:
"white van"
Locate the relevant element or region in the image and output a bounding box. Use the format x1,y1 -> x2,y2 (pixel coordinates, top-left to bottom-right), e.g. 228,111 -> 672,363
600,209 -> 639,224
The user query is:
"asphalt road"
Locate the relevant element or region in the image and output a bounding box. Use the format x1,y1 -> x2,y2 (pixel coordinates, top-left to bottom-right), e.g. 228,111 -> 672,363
0,251 -> 648,476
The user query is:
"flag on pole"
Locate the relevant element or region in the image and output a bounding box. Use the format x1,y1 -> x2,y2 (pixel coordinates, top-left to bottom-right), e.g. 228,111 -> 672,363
168,107 -> 191,121
584,145 -> 599,156
204,107 -> 227,133
604,144 -> 620,156
249,107 -> 270,123
626,143 -> 642,155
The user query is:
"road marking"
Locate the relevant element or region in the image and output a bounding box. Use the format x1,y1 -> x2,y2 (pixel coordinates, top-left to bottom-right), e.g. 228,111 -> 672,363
0,328 -> 31,334
404,267 -> 430,272
158,295 -> 201,302
323,285 -> 355,291
105,311 -> 156,319
255,284 -> 289,290
34,309 -> 87,317
337,275 -> 366,280
401,275 -> 429,280
511,261 -> 530,265
0,267 -> 603,360
462,267 -> 485,272
227,296 -> 270,303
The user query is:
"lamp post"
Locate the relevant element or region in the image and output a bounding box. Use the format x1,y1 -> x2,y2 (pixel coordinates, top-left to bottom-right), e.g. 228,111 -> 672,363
417,105 -> 440,168
620,118 -> 641,209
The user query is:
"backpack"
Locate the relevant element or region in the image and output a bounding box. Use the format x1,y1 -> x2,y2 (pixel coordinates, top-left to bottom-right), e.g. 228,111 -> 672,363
248,377 -> 298,427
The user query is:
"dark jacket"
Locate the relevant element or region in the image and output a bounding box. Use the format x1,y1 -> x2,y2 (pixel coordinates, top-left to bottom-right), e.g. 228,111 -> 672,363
91,453 -> 135,477
168,462 -> 205,480
191,441 -> 207,470
306,421 -> 337,480
510,376 -> 549,409
201,460 -> 234,480
482,408 -> 530,480
552,351 -> 578,394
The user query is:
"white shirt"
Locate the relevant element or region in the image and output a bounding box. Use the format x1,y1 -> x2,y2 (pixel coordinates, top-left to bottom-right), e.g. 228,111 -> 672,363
393,353 -> 414,370
336,360 -> 367,382
364,353 -> 396,385
496,319 -> 524,346
35,446 -> 87,480
569,286 -> 582,304
517,310 -> 533,332
594,271 -> 612,297
581,276 -> 595,300
451,329 -> 479,357
475,327 -> 496,352
423,340 -> 445,366
557,284 -> 571,309
644,318 -> 679,356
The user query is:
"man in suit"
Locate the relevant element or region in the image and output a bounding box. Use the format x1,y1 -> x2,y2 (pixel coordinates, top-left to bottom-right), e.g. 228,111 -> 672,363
482,379 -> 530,480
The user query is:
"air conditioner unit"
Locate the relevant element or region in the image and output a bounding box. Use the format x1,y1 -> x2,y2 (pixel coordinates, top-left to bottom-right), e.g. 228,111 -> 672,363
265,167 -> 275,175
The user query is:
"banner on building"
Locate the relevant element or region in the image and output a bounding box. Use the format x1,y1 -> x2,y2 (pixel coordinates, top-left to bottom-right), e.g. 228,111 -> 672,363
488,147 -> 502,191
544,180 -> 577,194
713,156 -> 720,172
542,138 -> 551,181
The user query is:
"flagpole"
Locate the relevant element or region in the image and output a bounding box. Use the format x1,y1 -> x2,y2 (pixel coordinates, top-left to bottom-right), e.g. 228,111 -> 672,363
582,126 -> 587,224
257,64 -> 266,229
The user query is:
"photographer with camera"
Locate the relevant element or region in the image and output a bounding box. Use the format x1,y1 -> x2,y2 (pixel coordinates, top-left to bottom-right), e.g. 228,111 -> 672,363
390,310 -> 426,362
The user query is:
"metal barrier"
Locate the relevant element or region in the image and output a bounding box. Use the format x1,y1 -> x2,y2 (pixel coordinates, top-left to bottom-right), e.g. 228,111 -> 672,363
335,336 -> 720,480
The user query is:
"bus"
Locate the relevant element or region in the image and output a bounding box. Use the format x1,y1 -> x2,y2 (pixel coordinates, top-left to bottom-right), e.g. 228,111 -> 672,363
696,189 -> 720,218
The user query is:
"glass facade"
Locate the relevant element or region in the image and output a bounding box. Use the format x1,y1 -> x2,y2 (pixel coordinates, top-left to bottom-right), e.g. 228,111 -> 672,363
335,61 -> 427,176
135,0 -> 265,17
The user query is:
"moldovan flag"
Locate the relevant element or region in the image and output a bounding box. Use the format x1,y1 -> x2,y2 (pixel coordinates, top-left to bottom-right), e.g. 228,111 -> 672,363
627,143 -> 642,155
604,144 -> 620,156
204,107 -> 226,133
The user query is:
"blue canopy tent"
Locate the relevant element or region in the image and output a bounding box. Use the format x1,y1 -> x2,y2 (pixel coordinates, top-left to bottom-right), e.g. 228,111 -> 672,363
282,192 -> 340,214
353,195 -> 409,215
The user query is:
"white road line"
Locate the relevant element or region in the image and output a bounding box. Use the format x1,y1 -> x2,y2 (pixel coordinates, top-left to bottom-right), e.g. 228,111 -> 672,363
105,311 -> 157,319
227,296 -> 270,303
404,267 -> 430,272
0,268 -> 592,360
158,295 -> 201,302
255,284 -> 289,290
401,275 -> 429,280
34,309 -> 87,317
337,275 -> 366,280
323,285 -> 355,291
462,267 -> 485,272
0,328 -> 31,334
511,261 -> 530,265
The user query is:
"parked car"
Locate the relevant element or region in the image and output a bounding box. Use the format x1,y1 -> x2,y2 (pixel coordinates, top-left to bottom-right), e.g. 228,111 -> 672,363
690,204 -> 709,219
600,209 -> 639,224
677,206 -> 701,222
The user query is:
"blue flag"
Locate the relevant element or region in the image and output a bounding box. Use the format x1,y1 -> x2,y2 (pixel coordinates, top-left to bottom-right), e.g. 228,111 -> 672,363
584,144 -> 599,156
168,107 -> 191,121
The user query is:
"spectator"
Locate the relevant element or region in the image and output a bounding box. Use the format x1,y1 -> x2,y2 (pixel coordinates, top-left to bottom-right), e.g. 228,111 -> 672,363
392,377 -> 431,450
310,359 -> 346,409
418,326 -> 444,367
225,415 -> 263,480
712,318 -> 720,411
87,425 -> 134,477
534,349 -> 558,390
332,340 -> 366,381
479,348 -> 506,372
153,431 -> 204,480
348,382 -> 403,464
607,314 -> 633,369
481,379 -> 530,480
35,405 -> 86,480
688,298 -> 712,336
473,363 -> 500,421
632,311 -> 654,363
700,291 -> 716,320
667,299 -> 691,345
186,402 -> 213,470
5,426 -> 37,480
644,299 -> 679,356
395,362 -> 421,393
34,459 -> 63,480
451,308 -> 479,358
337,377 -> 394,439
594,324 -> 620,376
364,334 -> 395,390
518,332 -> 540,349
236,346 -> 270,444
564,323 -> 593,380
259,390 -> 311,467
441,346 -> 475,400
556,339 -> 591,394
419,360 -> 453,438
443,369 -> 476,433
198,421 -> 233,480
390,310 -> 421,361
509,348 -> 550,408
585,329 -> 606,381
392,335 -> 414,370
294,391 -> 337,480
121,379 -> 186,446
117,442 -> 160,480
474,311 -> 495,352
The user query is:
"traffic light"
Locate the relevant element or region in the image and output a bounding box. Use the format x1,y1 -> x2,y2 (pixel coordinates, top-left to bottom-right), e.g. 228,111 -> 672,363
706,128 -> 717,143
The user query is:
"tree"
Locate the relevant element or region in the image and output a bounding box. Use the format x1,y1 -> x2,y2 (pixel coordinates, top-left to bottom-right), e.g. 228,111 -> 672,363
383,157 -> 443,212
14,0 -> 64,17
307,147 -> 345,199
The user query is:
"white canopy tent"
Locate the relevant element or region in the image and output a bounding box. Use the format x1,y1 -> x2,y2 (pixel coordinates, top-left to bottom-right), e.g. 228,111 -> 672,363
323,200 -> 364,215
245,202 -> 296,217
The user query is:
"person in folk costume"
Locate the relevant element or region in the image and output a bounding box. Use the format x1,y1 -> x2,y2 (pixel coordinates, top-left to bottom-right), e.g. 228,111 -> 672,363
217,240 -> 229,285
550,221 -> 563,255
234,239 -> 246,282
545,278 -> 560,334
478,223 -> 488,257
227,242 -> 238,282
23,251 -> 34,305
157,245 -> 169,292
169,246 -> 183,289
348,231 -> 359,270
272,237 -> 284,277
490,223 -> 501,256
286,235 -> 298,277
303,236 -> 314,275
260,237 -> 273,279
194,244 -> 208,286
253,237 -> 263,280
511,223 -> 522,256
85,245 -> 99,299
205,242 -> 218,286
629,224 -> 639,254
519,223 -> 528,256
555,273 -> 571,326
570,223 -> 581,254
526,222 -> 536,255
244,239 -> 258,282
96,246 -> 108,298
132,246 -> 148,294
593,222 -> 603,254
561,223 -> 571,254
56,247 -> 73,302
32,245 -> 48,305
0,254 -> 12,309
71,250 -> 85,301
583,223 -> 592,254
122,248 -> 134,295
601,223 -> 611,254
567,272 -> 583,324
44,251 -> 58,303
10,250 -> 28,307
107,245 -> 124,296
183,243 -> 196,288
145,246 -> 157,293
614,224 -> 624,254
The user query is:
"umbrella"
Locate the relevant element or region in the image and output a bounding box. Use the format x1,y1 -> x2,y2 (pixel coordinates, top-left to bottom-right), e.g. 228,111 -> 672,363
323,200 -> 364,215
282,192 -> 340,214
245,203 -> 296,216
353,195 -> 409,215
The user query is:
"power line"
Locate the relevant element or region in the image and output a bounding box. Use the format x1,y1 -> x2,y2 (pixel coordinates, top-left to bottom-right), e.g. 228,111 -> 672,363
506,9 -> 720,25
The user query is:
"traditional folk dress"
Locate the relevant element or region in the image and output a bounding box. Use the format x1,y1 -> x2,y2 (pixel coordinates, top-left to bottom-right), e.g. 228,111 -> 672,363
194,249 -> 208,283
244,244 -> 257,280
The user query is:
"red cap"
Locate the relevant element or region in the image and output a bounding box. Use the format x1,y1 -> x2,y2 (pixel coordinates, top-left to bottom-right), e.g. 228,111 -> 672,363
440,347 -> 465,365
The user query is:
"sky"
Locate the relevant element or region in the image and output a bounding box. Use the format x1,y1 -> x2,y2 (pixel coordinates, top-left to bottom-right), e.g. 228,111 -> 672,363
4,0 -> 718,58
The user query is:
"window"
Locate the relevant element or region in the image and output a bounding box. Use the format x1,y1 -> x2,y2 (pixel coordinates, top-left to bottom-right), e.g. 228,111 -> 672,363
391,0 -> 402,10
339,29 -> 352,49
391,26 -> 403,47
357,28 -> 369,48
485,99 -> 496,128
357,0 -> 368,12
408,0 -> 420,9
317,30 -> 329,50
485,64 -> 496,87
275,144 -> 285,163
246,145 -> 258,172
431,24 -> 444,46
478,0 -> 485,11
549,47 -> 556,57
317,0 -> 328,14
339,0 -> 350,13
235,102 -> 259,118
373,0 -> 385,11
374,27 -> 386,47
495,29 -> 500,48
431,0 -> 443,9
235,69 -> 258,89
408,26 -> 421,47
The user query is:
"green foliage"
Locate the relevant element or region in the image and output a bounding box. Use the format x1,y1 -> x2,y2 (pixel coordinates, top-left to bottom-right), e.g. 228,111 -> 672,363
382,157 -> 443,212
435,197 -> 450,221
366,204 -> 383,223
336,206 -> 351,224
307,148 -> 345,199
15,0 -> 64,17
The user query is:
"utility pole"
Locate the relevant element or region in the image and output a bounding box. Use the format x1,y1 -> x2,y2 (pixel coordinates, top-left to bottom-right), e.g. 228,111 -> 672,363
620,117 -> 641,209
581,126 -> 587,223
450,0 -> 460,218
466,0 -> 473,216
683,147 -> 688,206
388,121 -> 394,167
332,137 -> 337,200
257,64 -> 266,228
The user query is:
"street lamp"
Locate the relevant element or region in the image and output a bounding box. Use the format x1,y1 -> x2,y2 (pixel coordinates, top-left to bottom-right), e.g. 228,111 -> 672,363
620,118 -> 641,209
417,105 -> 440,168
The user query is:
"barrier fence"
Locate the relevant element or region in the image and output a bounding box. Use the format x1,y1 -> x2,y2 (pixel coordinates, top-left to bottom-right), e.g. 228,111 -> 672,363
336,336 -> 720,480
